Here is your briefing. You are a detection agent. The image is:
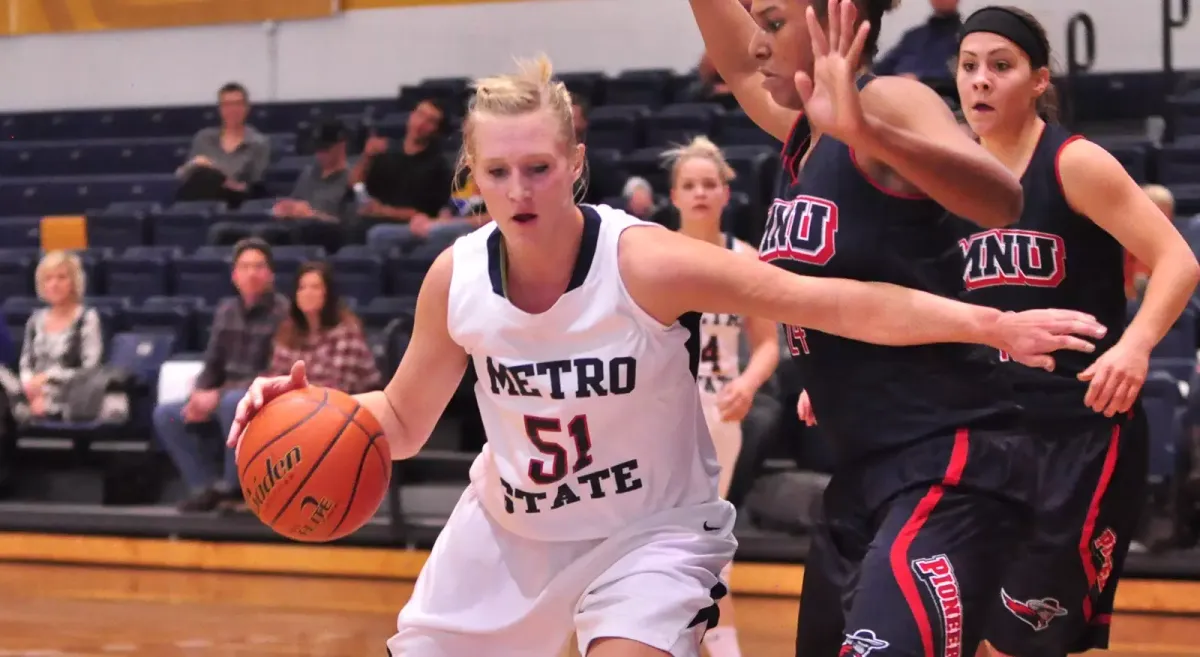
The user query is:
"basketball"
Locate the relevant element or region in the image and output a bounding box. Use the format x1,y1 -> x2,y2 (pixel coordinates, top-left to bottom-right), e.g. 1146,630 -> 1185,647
236,386 -> 391,543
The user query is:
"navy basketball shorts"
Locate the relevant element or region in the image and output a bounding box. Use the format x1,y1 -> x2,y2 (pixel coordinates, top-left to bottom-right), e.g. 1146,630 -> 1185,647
795,425 -> 1036,657
983,410 -> 1149,657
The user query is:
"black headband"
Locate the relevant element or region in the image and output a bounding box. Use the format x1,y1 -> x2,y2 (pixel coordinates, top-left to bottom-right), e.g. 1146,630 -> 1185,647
960,7 -> 1049,70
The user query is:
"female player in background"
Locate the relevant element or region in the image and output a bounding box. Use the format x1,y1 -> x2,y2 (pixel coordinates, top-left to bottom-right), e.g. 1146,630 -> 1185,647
666,136 -> 780,657
953,7 -> 1200,657
226,54 -> 1103,657
689,0 -> 1091,655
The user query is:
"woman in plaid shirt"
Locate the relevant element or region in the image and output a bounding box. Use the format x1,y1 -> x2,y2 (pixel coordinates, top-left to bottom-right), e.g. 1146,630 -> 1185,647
267,261 -> 381,393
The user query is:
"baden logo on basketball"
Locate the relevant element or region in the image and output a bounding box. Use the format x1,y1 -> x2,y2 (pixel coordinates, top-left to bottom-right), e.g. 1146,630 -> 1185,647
293,495 -> 338,538
244,446 -> 303,513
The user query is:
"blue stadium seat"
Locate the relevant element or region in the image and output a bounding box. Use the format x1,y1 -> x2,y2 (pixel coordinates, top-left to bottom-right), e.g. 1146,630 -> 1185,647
1159,138 -> 1200,186
86,204 -> 152,250
105,247 -> 176,301
359,296 -> 417,333
643,103 -> 724,149
717,110 -> 780,148
125,295 -> 200,351
1150,357 -> 1196,382
0,249 -> 35,300
152,201 -> 224,248
388,251 -> 439,297
557,72 -> 606,107
723,145 -> 780,217
606,69 -> 675,109
330,245 -> 385,303
587,105 -> 650,152
173,252 -> 233,304
620,147 -> 671,195
0,216 -> 43,249
1142,370 -> 1186,484
1151,306 -> 1196,359
1,296 -> 42,330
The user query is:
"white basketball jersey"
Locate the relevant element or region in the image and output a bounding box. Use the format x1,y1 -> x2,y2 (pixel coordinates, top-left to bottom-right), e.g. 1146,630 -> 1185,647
446,205 -> 721,542
698,235 -> 744,400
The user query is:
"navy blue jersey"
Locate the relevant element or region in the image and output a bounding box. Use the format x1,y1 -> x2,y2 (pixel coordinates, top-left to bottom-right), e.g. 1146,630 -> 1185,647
956,124 -> 1127,420
762,75 -> 1015,464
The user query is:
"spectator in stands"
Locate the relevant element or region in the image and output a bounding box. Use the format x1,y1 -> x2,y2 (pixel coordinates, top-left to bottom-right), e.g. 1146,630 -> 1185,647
0,251 -> 102,423
152,238 -> 288,513
623,177 -> 658,219
175,82 -> 271,207
352,99 -> 455,247
211,119 -> 355,253
874,0 -> 962,80
682,1 -> 750,107
268,262 -> 380,394
1127,185 -> 1177,299
572,99 -> 626,205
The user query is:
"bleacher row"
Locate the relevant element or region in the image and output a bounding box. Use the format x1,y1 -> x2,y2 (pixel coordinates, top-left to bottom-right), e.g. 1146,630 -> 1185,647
0,69 -> 1195,222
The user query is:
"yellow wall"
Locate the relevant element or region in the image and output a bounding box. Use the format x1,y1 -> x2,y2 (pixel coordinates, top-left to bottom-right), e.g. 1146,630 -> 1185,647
3,0 -> 339,35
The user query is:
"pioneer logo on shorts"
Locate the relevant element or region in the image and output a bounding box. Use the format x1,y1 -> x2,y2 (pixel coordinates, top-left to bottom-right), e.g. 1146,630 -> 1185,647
1092,528 -> 1117,593
840,629 -> 889,657
1000,589 -> 1068,631
912,555 -> 964,657
292,495 -> 338,537
244,446 -> 303,513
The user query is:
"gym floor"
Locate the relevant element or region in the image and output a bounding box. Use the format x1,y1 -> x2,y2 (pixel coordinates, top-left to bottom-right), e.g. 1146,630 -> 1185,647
2,563 -> 1198,657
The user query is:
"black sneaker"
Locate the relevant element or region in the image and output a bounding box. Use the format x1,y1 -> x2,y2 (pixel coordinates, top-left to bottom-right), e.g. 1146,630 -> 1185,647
177,488 -> 223,513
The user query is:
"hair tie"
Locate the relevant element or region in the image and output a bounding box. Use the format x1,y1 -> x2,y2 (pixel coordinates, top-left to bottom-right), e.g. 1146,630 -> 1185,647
960,7 -> 1049,70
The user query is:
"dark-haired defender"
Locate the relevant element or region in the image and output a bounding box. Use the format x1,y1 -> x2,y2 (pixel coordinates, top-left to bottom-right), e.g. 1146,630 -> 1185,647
953,7 -> 1200,657
686,1 -> 1086,656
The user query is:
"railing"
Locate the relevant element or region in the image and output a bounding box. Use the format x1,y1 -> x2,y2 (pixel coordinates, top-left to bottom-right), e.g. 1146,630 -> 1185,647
1163,0 -> 1192,141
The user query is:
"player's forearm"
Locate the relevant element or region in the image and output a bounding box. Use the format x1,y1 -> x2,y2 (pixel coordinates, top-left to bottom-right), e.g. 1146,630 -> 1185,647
739,330 -> 780,391
856,113 -> 1023,229
765,273 -> 1005,350
353,390 -> 425,460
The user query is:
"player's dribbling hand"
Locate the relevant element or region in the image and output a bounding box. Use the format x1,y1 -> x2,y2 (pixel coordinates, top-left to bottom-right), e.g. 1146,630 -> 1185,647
990,309 -> 1106,372
1078,339 -> 1149,417
226,361 -> 310,451
796,390 -> 817,427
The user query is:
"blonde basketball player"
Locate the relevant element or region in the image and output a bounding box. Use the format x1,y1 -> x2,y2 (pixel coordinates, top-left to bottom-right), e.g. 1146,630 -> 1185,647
227,55 -> 1105,657
665,137 -> 778,657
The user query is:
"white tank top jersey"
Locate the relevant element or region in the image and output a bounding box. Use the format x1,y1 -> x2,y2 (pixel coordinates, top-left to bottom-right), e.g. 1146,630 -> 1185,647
698,234 -> 744,399
447,205 -> 721,542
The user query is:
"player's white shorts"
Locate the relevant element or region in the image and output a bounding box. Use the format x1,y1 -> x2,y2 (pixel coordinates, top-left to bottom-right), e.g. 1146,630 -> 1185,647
701,393 -> 744,499
387,483 -> 737,657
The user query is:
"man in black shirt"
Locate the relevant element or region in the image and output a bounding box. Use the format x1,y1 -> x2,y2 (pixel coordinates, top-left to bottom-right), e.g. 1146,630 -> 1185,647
352,99 -> 456,247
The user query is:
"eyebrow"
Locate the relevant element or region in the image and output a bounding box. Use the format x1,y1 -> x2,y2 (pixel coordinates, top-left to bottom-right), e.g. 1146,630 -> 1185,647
960,47 -> 1018,57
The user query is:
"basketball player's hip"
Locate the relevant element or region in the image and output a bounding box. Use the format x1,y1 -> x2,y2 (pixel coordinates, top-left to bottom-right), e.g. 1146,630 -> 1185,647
394,484 -> 737,654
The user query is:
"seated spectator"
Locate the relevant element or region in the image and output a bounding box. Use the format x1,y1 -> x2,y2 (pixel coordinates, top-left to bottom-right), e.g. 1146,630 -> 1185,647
353,99 -> 455,248
152,239 -> 288,513
268,262 -> 381,393
212,119 -> 355,252
1127,185 -> 1176,299
175,82 -> 271,207
873,0 -> 962,80
622,176 -> 658,220
0,251 -> 102,424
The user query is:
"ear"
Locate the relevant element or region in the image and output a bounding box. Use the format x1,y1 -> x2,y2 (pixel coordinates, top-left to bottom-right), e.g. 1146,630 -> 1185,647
572,143 -> 587,181
1031,66 -> 1051,96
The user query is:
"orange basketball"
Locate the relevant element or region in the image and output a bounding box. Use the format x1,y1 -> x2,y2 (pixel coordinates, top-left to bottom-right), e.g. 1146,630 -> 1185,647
236,386 -> 391,543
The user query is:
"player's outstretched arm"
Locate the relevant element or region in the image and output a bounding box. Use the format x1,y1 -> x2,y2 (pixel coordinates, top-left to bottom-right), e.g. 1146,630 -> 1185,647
619,225 -> 1106,371
355,250 -> 468,459
688,0 -> 801,142
226,250 -> 467,460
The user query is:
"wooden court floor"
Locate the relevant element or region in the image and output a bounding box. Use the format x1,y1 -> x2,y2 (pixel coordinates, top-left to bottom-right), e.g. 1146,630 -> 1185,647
1,564 -> 1199,657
